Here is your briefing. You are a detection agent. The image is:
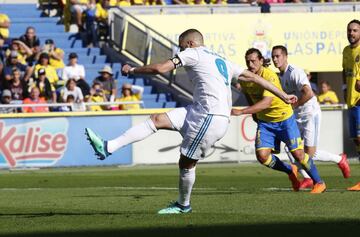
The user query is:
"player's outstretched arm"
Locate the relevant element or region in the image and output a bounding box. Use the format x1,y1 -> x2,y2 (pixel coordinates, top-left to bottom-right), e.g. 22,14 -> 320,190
239,70 -> 297,104
122,60 -> 175,76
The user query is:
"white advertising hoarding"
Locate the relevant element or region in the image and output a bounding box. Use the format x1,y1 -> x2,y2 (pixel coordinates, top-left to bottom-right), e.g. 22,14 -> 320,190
132,110 -> 344,164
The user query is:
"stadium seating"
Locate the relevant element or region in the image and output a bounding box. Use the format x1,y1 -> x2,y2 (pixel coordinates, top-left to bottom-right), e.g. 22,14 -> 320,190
0,3 -> 177,109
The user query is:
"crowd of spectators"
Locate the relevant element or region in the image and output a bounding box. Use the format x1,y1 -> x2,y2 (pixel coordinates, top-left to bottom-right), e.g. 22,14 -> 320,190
0,10 -> 143,113
43,0 -> 352,46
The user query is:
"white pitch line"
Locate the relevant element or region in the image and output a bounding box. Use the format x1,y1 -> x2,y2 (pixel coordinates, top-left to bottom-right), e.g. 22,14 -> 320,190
0,186 -> 217,191
263,187 -> 348,192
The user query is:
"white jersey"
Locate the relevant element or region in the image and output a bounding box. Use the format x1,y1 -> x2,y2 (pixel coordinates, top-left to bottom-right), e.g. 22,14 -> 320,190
177,46 -> 244,117
279,64 -> 320,117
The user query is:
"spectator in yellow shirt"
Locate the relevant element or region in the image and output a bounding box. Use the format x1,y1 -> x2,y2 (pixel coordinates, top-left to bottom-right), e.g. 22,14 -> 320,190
42,39 -> 65,71
116,0 -> 131,6
116,83 -> 143,110
0,13 -> 10,39
5,39 -> 32,65
34,52 -> 59,87
88,82 -> 109,111
317,81 -> 339,105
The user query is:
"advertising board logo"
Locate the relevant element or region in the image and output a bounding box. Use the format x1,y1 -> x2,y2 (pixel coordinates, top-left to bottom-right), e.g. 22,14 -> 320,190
0,118 -> 69,168
249,20 -> 272,59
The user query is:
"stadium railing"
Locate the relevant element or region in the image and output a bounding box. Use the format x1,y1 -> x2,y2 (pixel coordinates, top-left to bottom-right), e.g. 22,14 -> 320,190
0,101 -> 144,112
107,7 -> 246,106
121,2 -> 360,15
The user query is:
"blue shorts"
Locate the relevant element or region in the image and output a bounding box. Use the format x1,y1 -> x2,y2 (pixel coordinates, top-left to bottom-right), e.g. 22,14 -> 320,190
348,106 -> 360,138
256,115 -> 303,152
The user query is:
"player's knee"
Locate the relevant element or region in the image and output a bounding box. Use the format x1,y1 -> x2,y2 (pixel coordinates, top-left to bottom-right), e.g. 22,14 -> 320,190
291,150 -> 304,162
179,154 -> 197,169
150,114 -> 164,128
256,151 -> 270,164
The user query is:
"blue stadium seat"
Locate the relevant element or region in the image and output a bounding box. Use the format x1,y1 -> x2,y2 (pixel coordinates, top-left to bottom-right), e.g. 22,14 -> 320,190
11,23 -> 64,34
11,17 -> 58,24
165,102 -> 176,108
143,101 -> 164,109
3,3 -> 177,109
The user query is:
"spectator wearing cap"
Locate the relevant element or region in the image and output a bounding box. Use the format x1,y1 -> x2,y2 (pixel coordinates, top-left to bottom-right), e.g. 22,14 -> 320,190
7,68 -> 29,101
0,89 -> 17,113
19,26 -> 41,65
115,83 -> 143,110
34,52 -> 59,87
23,86 -> 49,113
32,68 -> 57,103
42,39 -> 65,70
92,65 -> 117,102
0,13 -> 10,40
62,52 -> 90,98
3,51 -> 33,85
5,39 -> 32,65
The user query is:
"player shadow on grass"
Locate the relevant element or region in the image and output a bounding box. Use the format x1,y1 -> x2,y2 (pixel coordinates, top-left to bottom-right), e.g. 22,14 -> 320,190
1,221 -> 360,237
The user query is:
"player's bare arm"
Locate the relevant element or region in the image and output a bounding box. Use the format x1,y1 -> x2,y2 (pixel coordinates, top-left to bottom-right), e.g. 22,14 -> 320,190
238,69 -> 297,104
292,84 -> 313,108
122,60 -> 175,75
231,97 -> 272,116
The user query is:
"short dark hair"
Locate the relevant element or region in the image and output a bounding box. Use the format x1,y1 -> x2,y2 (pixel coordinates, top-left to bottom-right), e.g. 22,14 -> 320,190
347,19 -> 360,28
272,45 -> 288,56
179,29 -> 203,43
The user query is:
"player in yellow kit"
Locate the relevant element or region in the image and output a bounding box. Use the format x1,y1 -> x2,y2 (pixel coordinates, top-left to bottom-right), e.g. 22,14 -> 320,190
343,19 -> 360,191
232,48 -> 326,193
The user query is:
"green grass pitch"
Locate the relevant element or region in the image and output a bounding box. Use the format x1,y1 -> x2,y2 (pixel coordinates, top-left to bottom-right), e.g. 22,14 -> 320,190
0,163 -> 359,237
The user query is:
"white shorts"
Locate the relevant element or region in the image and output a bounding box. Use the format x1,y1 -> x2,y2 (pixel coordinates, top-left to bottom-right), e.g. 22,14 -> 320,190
295,110 -> 321,147
71,4 -> 88,13
166,106 -> 230,160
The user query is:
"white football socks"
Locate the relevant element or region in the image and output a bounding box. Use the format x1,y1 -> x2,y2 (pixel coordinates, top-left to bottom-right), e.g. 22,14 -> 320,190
178,167 -> 196,207
107,118 -> 157,153
312,150 -> 341,163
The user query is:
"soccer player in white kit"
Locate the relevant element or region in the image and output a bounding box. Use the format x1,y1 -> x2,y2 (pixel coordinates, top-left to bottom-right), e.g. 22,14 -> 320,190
85,29 -> 297,214
271,45 -> 351,189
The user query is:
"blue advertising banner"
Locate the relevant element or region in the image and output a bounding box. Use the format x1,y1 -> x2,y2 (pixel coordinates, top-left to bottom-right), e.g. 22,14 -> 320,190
0,116 -> 132,168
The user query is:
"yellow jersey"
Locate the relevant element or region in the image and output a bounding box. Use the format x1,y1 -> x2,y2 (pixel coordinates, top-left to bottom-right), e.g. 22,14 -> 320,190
89,95 -> 106,111
240,67 -> 293,123
49,48 -> 65,69
116,94 -> 141,110
0,14 -> 10,38
34,64 -> 59,86
95,3 -> 108,20
317,91 -> 339,105
343,44 -> 360,107
77,0 -> 89,4
5,49 -> 26,65
210,0 -> 227,4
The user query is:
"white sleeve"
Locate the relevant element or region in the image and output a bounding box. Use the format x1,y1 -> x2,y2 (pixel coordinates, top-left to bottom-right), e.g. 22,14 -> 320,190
292,69 -> 310,92
131,85 -> 144,95
80,65 -> 85,78
77,87 -> 84,100
62,67 -> 69,81
176,48 -> 199,67
228,61 -> 245,79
